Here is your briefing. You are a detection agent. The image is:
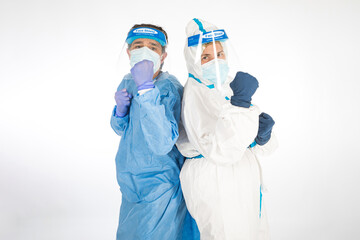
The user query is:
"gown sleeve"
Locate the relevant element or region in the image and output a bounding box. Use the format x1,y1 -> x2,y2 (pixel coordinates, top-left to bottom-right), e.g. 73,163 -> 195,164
133,84 -> 181,155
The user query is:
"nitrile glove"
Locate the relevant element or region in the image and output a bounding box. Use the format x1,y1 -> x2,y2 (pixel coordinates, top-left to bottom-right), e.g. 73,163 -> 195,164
230,72 -> 259,108
130,60 -> 155,91
255,112 -> 275,145
114,89 -> 133,117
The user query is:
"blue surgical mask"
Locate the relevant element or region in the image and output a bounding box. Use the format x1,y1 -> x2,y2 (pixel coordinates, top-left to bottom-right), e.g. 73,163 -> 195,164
201,59 -> 229,85
130,47 -> 161,73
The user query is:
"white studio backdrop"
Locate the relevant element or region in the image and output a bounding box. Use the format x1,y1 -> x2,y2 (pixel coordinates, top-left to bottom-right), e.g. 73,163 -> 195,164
1,0 -> 360,239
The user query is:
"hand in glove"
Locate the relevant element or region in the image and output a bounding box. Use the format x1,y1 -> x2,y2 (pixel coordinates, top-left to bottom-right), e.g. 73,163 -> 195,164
230,72 -> 259,108
115,89 -> 133,117
130,60 -> 155,91
255,112 -> 275,145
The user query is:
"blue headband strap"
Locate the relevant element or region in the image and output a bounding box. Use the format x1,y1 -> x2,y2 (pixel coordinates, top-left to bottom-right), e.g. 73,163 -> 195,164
126,27 -> 167,46
188,29 -> 228,47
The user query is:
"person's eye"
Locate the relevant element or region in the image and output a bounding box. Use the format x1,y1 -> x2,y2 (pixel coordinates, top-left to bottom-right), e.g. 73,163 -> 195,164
151,47 -> 157,51
202,56 -> 208,60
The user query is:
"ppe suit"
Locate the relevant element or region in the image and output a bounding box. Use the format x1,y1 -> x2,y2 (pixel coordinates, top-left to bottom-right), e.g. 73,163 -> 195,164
111,71 -> 199,239
176,18 -> 278,240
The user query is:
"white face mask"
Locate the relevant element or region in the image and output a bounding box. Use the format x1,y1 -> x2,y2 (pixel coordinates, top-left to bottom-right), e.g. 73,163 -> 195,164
201,59 -> 229,85
129,47 -> 162,73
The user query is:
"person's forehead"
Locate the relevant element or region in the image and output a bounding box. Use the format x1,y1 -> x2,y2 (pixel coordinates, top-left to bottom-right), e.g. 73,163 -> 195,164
203,42 -> 223,53
131,38 -> 161,47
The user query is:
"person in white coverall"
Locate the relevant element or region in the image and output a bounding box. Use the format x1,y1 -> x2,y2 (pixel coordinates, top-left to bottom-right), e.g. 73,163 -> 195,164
176,18 -> 279,240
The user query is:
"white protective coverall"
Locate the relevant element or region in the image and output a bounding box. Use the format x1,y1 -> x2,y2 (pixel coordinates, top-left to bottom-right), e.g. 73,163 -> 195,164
176,18 -> 279,240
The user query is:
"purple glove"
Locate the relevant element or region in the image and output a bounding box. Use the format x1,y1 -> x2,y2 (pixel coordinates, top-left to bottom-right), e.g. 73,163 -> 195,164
130,60 -> 155,91
114,89 -> 133,117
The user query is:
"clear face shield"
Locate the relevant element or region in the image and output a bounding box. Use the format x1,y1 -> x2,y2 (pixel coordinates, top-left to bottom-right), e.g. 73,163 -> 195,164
187,29 -> 240,91
116,27 -> 168,86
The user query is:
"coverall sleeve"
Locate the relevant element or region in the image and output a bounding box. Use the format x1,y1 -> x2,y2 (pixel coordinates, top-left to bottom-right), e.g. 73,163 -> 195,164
251,132 -> 279,156
110,80 -> 129,136
176,119 -> 201,158
183,93 -> 260,165
133,85 -> 180,155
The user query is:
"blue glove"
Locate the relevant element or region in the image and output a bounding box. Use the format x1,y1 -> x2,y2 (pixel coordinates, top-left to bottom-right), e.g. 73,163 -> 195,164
230,72 -> 259,108
130,60 -> 155,91
114,89 -> 133,117
255,112 -> 275,146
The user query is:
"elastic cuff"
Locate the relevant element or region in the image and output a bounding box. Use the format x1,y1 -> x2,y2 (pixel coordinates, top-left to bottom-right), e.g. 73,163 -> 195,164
230,97 -> 251,108
138,88 -> 153,95
113,106 -> 128,118
255,134 -> 271,146
137,82 -> 155,91
249,140 -> 257,148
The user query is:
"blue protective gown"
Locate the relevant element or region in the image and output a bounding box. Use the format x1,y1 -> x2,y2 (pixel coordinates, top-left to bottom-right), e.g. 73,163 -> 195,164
110,71 -> 199,240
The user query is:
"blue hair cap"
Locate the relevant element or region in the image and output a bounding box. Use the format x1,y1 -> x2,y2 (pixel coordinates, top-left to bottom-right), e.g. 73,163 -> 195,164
126,27 -> 167,46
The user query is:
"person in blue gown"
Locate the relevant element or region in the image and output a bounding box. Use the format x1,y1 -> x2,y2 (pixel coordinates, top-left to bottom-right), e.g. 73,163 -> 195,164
110,23 -> 199,240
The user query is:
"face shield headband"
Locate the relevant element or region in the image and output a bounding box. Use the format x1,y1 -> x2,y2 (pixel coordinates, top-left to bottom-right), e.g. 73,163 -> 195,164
187,29 -> 228,47
126,27 -> 167,46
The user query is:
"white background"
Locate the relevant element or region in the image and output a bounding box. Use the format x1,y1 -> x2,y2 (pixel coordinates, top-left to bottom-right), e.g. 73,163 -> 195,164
1,0 -> 360,239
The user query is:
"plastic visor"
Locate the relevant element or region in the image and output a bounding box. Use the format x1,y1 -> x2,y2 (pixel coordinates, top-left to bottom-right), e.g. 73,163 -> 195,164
189,30 -> 240,91
115,36 -> 172,90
